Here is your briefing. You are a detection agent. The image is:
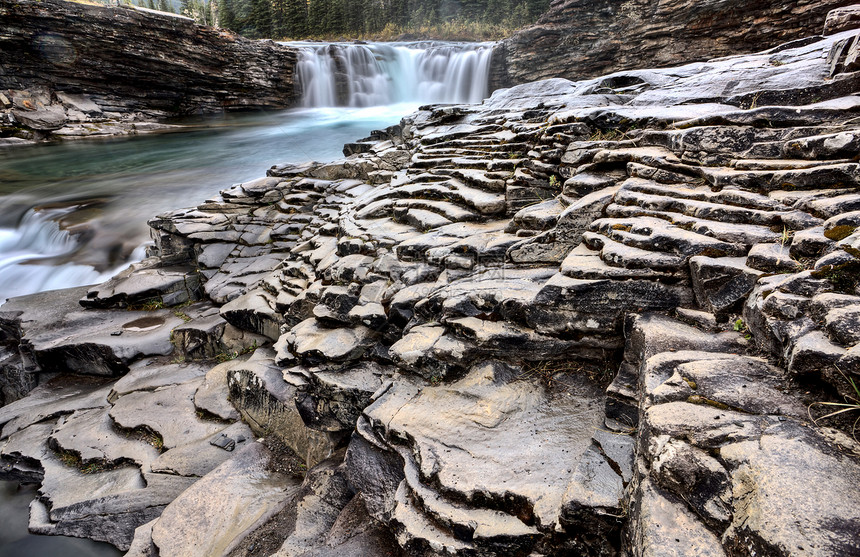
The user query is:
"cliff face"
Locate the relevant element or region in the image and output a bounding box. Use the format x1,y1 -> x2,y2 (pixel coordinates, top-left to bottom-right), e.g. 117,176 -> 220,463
0,0 -> 298,116
491,0 -> 857,89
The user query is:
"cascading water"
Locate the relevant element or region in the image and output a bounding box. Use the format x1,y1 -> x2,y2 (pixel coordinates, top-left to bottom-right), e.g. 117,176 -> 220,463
0,207 -> 118,304
0,42 -> 495,305
293,42 -> 493,107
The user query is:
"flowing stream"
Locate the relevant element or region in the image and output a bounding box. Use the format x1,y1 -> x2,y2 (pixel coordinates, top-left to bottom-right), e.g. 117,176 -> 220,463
0,41 -> 492,304
0,41 -> 492,552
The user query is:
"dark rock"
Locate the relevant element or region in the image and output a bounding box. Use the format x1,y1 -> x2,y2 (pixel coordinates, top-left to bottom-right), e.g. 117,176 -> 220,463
690,256 -> 763,315
0,0 -> 298,116
344,431 -> 404,523
493,0 -> 850,89
825,5 -> 860,35
226,349 -> 345,466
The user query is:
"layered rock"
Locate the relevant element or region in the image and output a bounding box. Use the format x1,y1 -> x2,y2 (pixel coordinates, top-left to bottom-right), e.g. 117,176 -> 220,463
0,0 -> 298,144
1,15 -> 860,557
491,0 -> 856,88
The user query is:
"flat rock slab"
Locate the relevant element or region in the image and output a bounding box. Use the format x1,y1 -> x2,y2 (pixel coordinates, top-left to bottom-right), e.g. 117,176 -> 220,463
721,420 -> 860,556
110,359 -> 212,400
109,378 -> 227,450
81,264 -> 201,309
0,375 -> 113,439
151,442 -> 300,557
150,421 -> 253,477
364,361 -> 606,529
642,351 -> 806,417
50,407 -> 161,468
0,286 -> 184,376
6,421 -> 189,550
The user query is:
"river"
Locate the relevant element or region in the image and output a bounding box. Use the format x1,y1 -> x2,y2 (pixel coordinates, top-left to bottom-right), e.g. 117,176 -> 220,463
0,40 -> 492,552
0,41 -> 493,304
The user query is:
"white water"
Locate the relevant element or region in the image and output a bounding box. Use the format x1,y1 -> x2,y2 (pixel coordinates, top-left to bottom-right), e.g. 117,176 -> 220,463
0,208 -> 112,302
0,41 -> 493,305
294,42 -> 493,107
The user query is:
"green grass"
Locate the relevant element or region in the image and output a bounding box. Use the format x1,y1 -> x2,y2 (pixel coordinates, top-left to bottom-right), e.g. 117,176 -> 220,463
809,367 -> 860,441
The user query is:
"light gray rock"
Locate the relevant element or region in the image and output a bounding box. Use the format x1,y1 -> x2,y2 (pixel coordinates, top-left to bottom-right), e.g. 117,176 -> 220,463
124,519 -> 158,557
150,422 -> 253,477
746,243 -> 804,273
721,421 -> 860,556
81,264 -> 202,309
627,478 -> 726,557
0,375 -> 113,439
110,360 -> 211,400
150,442 -> 300,557
1,286 -> 184,376
363,361 -> 606,540
286,319 -> 376,364
109,378 -> 227,450
56,92 -> 102,115
50,407 -> 160,468
193,358 -> 245,421
11,104 -> 67,130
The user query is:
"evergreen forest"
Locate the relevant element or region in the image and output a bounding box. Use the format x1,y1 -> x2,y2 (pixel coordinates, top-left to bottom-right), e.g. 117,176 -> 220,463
220,0 -> 551,39
125,0 -> 552,40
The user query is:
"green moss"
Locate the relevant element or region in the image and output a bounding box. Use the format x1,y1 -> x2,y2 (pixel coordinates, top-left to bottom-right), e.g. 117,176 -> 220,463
812,260 -> 860,294
824,224 -> 857,242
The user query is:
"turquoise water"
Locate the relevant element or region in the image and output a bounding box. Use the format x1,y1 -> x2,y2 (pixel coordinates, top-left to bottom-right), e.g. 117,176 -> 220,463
0,104 -> 418,302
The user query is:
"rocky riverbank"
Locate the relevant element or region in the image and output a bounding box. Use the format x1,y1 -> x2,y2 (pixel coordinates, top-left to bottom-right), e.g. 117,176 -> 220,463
0,0 -> 298,145
490,0 -> 858,89
2,7 -> 860,557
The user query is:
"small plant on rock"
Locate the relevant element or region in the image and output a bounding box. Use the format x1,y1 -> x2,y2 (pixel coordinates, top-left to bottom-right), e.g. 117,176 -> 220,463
809,367 -> 860,441
129,299 -> 164,311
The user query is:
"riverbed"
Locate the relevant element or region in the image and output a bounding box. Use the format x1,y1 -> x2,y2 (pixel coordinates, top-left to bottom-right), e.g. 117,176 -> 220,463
0,40 -> 493,550
0,103 -> 424,303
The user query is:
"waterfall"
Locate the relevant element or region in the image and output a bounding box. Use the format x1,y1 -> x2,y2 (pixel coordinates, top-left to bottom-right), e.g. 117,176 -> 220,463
292,42 -> 494,108
0,207 -> 114,304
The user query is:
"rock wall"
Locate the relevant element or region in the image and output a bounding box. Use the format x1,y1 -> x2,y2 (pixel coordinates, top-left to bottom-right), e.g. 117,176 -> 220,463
0,0 -> 298,118
491,0 -> 857,89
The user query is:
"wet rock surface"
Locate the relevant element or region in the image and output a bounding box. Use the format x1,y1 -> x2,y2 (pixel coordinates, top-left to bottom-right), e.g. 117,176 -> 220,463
1,17 -> 860,557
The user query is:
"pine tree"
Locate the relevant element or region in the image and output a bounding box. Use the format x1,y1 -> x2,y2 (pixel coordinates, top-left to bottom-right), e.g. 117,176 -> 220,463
271,0 -> 289,37
248,0 -> 273,37
219,0 -> 238,29
286,0 -> 308,37
307,0 -> 328,34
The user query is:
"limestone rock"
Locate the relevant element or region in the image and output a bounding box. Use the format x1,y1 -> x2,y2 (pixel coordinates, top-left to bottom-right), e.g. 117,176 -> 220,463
226,349 -> 345,467
109,378 -> 227,450
150,442 -> 300,557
